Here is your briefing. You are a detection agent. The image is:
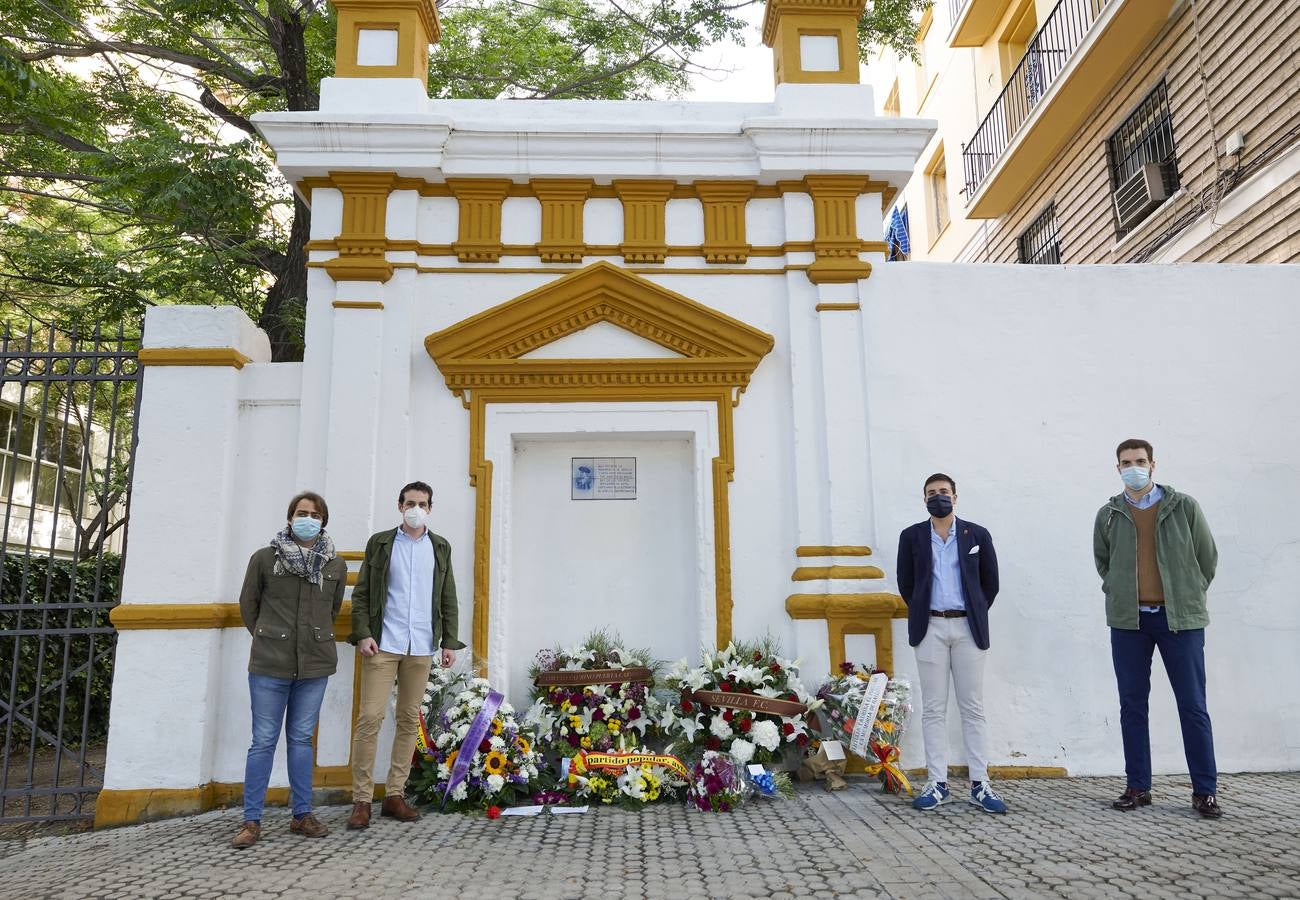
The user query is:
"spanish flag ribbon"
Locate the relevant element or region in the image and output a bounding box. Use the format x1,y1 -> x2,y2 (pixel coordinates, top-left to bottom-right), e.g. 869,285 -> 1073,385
864,740 -> 912,796
571,750 -> 689,780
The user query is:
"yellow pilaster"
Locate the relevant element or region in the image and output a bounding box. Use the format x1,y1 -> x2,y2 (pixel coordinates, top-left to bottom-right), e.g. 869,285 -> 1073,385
448,179 -> 513,263
761,0 -> 867,86
613,180 -> 676,264
322,171 -> 397,283
532,179 -> 594,263
696,181 -> 756,264
804,174 -> 873,284
333,0 -> 440,85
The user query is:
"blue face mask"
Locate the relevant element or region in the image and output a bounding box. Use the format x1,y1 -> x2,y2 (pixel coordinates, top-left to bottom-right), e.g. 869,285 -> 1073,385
1119,466 -> 1151,491
925,495 -> 954,518
291,517 -> 322,541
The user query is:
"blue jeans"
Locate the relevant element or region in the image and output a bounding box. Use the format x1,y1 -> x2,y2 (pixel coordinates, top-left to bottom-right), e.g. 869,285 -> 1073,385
244,673 -> 329,821
1110,609 -> 1217,795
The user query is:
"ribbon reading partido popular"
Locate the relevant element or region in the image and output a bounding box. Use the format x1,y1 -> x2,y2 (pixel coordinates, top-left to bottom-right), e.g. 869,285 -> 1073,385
441,688 -> 504,810
864,740 -> 913,796
415,710 -> 435,759
690,690 -> 808,718
849,673 -> 889,758
571,750 -> 690,780
534,667 -> 653,687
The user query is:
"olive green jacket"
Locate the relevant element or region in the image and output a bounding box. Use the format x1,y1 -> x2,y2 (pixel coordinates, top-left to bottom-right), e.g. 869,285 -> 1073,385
348,527 -> 466,651
239,546 -> 347,679
1093,485 -> 1217,631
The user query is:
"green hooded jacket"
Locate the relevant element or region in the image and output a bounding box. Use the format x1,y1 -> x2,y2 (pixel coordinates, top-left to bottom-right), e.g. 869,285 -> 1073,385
348,527 -> 466,651
1093,484 -> 1217,631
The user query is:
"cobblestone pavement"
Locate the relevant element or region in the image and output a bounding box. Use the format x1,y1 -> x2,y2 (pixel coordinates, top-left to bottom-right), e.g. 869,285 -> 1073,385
1,773 -> 1298,900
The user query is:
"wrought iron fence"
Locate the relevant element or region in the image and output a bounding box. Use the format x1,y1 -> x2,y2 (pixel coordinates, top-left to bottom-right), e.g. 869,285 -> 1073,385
961,0 -> 1110,200
0,322 -> 141,824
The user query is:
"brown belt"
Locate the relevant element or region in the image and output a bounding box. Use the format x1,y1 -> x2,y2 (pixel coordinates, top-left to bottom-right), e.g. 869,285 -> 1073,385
930,610 -> 967,618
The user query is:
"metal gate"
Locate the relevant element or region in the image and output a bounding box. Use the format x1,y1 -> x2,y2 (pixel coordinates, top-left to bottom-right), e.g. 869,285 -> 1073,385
0,323 -> 140,825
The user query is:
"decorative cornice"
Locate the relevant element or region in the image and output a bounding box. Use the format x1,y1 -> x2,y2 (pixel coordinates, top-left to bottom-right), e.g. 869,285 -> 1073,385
613,180 -> 676,264
791,565 -> 885,581
137,348 -> 252,369
784,592 -> 905,619
696,181 -> 756,264
796,545 -> 872,556
448,178 -> 512,263
332,300 -> 385,310
532,178 -> 593,263
323,171 -> 398,283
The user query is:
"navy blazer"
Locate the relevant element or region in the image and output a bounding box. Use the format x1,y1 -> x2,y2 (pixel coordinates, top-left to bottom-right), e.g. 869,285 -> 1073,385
896,517 -> 1000,650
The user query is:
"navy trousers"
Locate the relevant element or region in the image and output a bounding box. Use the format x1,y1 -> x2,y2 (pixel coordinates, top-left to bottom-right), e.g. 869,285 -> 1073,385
1110,608 -> 1217,795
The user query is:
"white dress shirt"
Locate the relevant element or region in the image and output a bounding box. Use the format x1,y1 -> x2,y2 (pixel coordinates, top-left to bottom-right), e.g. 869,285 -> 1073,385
378,527 -> 436,656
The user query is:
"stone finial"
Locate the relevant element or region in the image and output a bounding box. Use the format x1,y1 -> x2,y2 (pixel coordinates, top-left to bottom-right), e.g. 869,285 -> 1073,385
333,0 -> 440,83
761,0 -> 867,86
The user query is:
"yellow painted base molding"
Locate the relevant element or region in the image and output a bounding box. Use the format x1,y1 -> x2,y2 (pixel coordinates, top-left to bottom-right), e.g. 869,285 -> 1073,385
901,766 -> 1069,781
95,769 -> 377,829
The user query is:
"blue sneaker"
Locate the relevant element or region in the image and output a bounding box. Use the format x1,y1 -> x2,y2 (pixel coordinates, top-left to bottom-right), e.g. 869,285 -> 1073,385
969,781 -> 1007,814
912,781 -> 951,810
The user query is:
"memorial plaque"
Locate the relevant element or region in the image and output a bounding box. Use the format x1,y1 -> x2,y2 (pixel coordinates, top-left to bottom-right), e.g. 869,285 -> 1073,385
571,457 -> 637,500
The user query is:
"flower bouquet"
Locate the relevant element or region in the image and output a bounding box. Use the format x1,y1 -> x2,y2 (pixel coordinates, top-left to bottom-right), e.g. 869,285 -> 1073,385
564,748 -> 690,809
686,750 -> 747,812
409,664 -> 545,812
661,638 -> 821,767
524,631 -> 661,759
813,661 -> 914,795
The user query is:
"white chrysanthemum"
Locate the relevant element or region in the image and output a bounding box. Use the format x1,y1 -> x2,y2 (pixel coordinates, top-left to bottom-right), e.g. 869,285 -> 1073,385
709,715 -> 732,740
451,781 -> 468,801
489,735 -> 505,750
455,723 -> 470,740
486,773 -> 505,794
730,738 -> 755,765
435,732 -> 452,748
751,719 -> 780,752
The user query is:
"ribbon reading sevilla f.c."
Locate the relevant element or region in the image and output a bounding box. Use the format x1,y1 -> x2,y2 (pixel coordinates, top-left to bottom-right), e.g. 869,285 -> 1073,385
534,667 -> 653,687
690,690 -> 808,718
441,689 -> 504,810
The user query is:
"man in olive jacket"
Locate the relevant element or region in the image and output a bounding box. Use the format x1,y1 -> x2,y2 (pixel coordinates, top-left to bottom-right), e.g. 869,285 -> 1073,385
1094,438 -> 1221,819
347,481 -> 465,829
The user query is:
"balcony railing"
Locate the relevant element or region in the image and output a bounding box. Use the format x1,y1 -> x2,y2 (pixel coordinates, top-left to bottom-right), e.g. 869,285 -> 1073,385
948,0 -> 967,28
961,0 -> 1109,200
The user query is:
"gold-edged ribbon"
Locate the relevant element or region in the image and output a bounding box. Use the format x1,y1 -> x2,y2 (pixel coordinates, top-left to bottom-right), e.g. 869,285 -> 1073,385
571,750 -> 689,780
691,689 -> 808,718
535,667 -> 653,687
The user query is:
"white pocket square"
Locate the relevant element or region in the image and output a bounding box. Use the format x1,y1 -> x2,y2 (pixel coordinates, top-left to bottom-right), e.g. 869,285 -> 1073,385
968,545 -> 980,554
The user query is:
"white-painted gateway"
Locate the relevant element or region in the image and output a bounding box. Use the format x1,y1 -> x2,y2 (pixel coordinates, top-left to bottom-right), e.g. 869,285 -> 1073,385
97,0 -> 1300,825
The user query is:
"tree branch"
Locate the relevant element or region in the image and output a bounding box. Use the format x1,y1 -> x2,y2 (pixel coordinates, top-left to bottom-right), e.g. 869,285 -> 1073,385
16,40 -> 284,95
197,86 -> 258,136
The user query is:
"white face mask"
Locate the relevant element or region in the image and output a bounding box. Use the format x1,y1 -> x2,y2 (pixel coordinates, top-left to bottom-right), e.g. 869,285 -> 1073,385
402,506 -> 428,529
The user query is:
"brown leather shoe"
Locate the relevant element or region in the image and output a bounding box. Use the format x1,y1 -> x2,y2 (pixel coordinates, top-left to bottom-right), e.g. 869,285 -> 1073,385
290,812 -> 328,837
231,820 -> 261,849
1193,793 -> 1223,818
380,795 -> 421,822
346,801 -> 371,830
1111,787 -> 1152,811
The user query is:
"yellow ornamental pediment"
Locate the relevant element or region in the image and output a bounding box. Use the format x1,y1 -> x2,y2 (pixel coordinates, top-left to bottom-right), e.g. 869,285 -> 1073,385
424,262 -> 774,399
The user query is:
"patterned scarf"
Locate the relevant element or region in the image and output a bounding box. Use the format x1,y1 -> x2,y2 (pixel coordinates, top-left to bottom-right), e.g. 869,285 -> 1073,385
271,527 -> 337,588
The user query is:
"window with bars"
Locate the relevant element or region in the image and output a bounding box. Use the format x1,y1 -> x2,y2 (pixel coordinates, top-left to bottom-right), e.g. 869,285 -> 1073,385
1107,80 -> 1180,236
1017,203 -> 1061,264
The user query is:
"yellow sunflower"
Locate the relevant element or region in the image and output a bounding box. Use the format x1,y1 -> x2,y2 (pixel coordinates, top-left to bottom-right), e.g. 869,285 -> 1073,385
515,736 -> 531,755
444,749 -> 458,770
484,750 -> 507,775
490,718 -> 503,736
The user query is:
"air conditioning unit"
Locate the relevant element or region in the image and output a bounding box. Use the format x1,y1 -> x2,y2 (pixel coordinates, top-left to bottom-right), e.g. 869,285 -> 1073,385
1114,163 -> 1169,229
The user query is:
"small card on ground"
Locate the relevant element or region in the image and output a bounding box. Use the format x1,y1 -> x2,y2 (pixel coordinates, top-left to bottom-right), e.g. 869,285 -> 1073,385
550,805 -> 589,815
500,805 -> 545,817
821,739 -> 846,761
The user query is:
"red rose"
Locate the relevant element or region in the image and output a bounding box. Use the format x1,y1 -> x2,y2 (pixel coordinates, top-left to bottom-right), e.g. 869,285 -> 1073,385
592,708 -> 606,721
706,736 -> 722,750
680,699 -> 694,713
781,723 -> 795,736
738,719 -> 752,733
479,739 -> 491,752
752,651 -> 762,662
769,662 -> 782,674
719,683 -> 731,692
796,733 -> 809,747
487,806 -> 502,819
628,707 -> 641,721
722,709 -> 734,722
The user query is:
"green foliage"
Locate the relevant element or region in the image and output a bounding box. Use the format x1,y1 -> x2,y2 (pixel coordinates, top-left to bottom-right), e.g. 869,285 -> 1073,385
858,0 -> 935,62
0,553 -> 123,749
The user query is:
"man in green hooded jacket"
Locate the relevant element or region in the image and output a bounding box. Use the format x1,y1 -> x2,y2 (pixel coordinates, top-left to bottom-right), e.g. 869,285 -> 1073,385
1093,438 -> 1221,819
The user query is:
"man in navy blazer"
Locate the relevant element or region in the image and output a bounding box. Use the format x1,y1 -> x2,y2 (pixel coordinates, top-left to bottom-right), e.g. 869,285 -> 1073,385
896,473 -> 1005,814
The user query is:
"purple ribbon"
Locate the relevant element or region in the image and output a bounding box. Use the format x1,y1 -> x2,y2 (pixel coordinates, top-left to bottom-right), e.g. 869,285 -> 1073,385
442,689 -> 504,809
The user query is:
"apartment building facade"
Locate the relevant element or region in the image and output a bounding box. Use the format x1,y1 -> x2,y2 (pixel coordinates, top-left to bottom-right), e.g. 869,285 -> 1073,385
871,0 -> 1300,263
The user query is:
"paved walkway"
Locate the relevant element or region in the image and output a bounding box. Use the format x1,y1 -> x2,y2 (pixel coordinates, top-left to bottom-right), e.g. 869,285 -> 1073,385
1,773 -> 1297,899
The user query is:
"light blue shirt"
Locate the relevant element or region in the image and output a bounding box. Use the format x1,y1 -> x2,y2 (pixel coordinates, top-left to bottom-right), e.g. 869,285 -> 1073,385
379,527 -> 436,656
929,519 -> 966,613
1124,482 -> 1163,509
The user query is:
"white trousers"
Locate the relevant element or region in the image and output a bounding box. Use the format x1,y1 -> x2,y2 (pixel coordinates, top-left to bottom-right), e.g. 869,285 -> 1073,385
914,616 -> 990,784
